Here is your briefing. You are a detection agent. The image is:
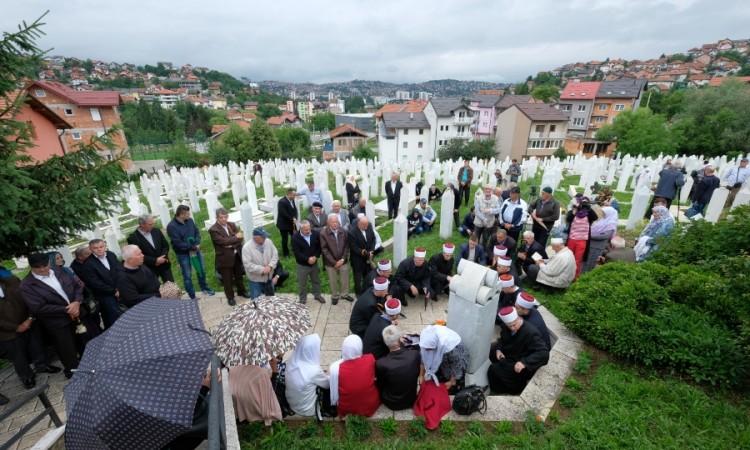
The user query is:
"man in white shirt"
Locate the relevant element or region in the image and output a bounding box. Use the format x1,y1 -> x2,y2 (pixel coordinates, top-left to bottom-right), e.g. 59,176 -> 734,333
499,187 -> 529,242
723,157 -> 749,207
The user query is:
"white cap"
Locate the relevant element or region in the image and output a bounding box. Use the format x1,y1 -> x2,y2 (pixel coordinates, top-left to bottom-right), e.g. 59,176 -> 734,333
516,292 -> 540,309
443,243 -> 455,255
384,298 -> 402,316
497,256 -> 512,267
373,277 -> 389,291
499,274 -> 515,288
377,259 -> 392,271
498,306 -> 519,324
414,247 -> 427,258
493,245 -> 508,257
550,237 -> 564,245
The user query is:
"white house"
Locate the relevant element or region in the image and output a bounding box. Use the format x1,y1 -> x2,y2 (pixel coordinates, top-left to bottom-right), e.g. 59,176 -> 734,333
377,112 -> 432,162
423,97 -> 475,160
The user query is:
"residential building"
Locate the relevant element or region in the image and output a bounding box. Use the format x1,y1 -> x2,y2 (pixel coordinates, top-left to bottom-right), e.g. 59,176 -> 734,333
335,113 -> 375,133
588,78 -> 647,134
708,76 -> 750,87
494,103 -> 568,161
495,95 -> 536,115
395,90 -> 411,100
374,99 -> 428,122
0,90 -> 72,163
208,97 -> 227,110
377,112 -> 432,162
423,97 -> 474,159
285,100 -> 295,113
147,88 -> 181,109
557,81 -> 601,137
296,101 -> 314,122
308,92 -> 316,101
290,90 -> 297,101
468,93 -> 502,140
208,82 -> 222,95
329,124 -> 368,159
28,80 -> 129,165
371,95 -> 389,106
267,112 -> 302,128
418,91 -> 433,100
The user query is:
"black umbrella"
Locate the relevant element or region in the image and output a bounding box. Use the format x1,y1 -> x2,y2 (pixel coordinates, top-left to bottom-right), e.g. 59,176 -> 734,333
64,298 -> 214,450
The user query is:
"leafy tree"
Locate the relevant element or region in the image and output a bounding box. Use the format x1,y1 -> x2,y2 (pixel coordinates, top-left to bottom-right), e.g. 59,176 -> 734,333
345,96 -> 366,113
716,50 -> 746,64
667,53 -> 692,63
247,120 -> 281,161
275,128 -> 311,159
644,88 -> 685,120
220,124 -> 253,161
165,142 -> 206,168
514,82 -> 530,95
256,104 -> 281,120
533,71 -> 561,86
308,112 -> 335,131
438,139 -> 495,161
0,14 -> 127,259
595,108 -> 677,157
352,143 -> 377,160
531,84 -> 560,102
207,141 -> 235,165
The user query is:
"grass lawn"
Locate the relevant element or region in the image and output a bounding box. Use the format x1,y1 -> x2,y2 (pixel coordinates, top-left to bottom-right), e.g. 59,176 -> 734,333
129,149 -> 172,161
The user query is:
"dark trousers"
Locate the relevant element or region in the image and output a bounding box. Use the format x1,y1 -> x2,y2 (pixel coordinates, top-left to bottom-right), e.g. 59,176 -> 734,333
488,342 -> 532,394
0,324 -> 48,380
279,229 -> 292,257
453,210 -> 460,229
531,222 -> 552,248
44,323 -> 79,373
218,255 -> 247,300
97,295 -> 121,329
352,266 -> 369,296
387,197 -> 399,219
458,184 -> 471,206
148,262 -> 174,283
475,225 -> 496,248
507,225 -> 523,243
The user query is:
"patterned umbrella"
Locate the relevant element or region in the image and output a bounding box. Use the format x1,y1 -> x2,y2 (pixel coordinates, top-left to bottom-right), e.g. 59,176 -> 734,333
213,295 -> 311,367
64,298 -> 214,450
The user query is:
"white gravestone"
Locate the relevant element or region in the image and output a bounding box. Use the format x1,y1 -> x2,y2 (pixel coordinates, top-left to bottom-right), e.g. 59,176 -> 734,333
731,187 -> 750,210
204,191 -> 221,227
392,214 -> 408,268
679,176 -> 694,204
627,185 -> 653,230
704,187 -> 729,223
439,188 -> 455,239
239,202 -> 255,238
188,189 -> 200,213
109,215 -> 123,241
246,181 -> 259,212
157,199 -> 171,230
322,190 -> 334,215
105,230 -> 121,258
399,184 -> 412,217
365,199 -> 376,227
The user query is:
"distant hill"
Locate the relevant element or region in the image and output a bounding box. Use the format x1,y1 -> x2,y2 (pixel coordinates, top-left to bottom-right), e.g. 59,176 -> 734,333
258,78 -> 510,98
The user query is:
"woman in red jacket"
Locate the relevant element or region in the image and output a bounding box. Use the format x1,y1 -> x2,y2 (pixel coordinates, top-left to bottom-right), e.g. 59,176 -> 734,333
329,334 -> 380,417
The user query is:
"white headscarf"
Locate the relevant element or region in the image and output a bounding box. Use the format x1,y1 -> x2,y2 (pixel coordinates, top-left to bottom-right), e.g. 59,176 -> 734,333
591,206 -> 619,237
286,334 -> 322,388
419,325 -> 461,385
329,335 -> 363,405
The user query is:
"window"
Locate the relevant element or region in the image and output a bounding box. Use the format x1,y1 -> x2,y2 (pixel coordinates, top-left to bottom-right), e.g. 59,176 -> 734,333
403,142 -> 408,148
594,116 -> 605,123
577,104 -> 586,112
96,130 -> 105,138
403,129 -> 408,135
419,129 -> 424,135
64,108 -> 74,116
550,125 -> 556,132
560,104 -> 571,111
598,104 -> 608,111
90,107 -> 101,121
483,111 -> 488,116
535,125 -> 544,133
72,131 -> 82,140
573,117 -> 586,126
338,139 -> 344,145
614,104 -> 625,111
418,142 -> 423,149
34,89 -> 45,97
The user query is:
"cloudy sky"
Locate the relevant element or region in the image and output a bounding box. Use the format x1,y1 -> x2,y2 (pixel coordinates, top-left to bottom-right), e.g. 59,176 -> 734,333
2,0 -> 748,83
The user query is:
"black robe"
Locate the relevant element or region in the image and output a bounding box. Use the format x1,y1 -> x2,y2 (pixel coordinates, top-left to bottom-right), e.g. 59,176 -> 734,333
490,263 -> 522,289
349,288 -> 383,339
365,268 -> 402,300
487,321 -> 549,394
362,314 -> 392,359
525,308 -> 551,351
394,257 -> 431,299
428,254 -> 454,296
375,346 -> 421,410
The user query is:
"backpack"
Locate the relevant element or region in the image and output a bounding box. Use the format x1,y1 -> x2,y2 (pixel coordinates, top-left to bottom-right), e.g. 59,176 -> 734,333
451,385 -> 487,415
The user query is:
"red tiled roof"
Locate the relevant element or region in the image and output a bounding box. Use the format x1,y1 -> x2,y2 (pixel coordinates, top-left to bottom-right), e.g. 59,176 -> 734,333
0,90 -> 72,129
708,76 -> 750,87
29,80 -> 121,106
329,124 -> 368,139
560,81 -> 601,100
266,112 -> 299,126
374,99 -> 427,118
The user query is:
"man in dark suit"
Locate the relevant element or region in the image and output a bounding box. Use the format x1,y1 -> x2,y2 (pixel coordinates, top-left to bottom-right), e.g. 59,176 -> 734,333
385,171 -> 403,219
209,208 -> 247,306
485,228 -> 516,260
21,253 -> 83,378
127,214 -> 173,283
306,202 -> 326,232
291,220 -> 324,304
457,233 -> 486,267
516,231 -> 547,275
78,239 -> 121,328
276,187 -> 298,258
348,215 -> 377,295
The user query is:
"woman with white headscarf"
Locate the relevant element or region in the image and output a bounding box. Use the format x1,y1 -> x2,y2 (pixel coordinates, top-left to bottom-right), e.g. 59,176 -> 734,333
583,206 -> 619,273
329,334 -> 380,417
634,205 -> 675,262
419,325 -> 468,390
285,334 -> 329,416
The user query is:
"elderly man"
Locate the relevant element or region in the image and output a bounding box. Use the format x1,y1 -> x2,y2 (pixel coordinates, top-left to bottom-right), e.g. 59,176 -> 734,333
349,277 -> 390,339
429,243 -> 455,301
78,238 -> 121,328
70,246 -> 91,280
457,233 -> 486,267
307,202 -> 326,232
385,171 -> 403,219
350,197 -> 368,222
375,325 -> 421,410
363,298 -> 402,359
365,259 -> 402,300
117,245 -> 161,309
168,205 -> 214,300
723,157 -> 750,207
487,306 -> 549,394
348,214 -> 377,295
276,187 -> 298,258
516,231 -> 547,275
21,253 -> 82,378
209,208 -> 247,306
527,187 -> 560,246
292,220 -> 324,304
394,247 -> 432,307
492,252 -> 521,288
515,292 -> 551,350
485,227 -> 517,259
457,159 -> 473,206
241,228 -> 279,299
647,162 -> 685,218
320,213 -> 351,305
500,186 -> 528,242
687,166 -> 721,218
126,214 -> 173,283
498,273 -> 522,310
0,269 -> 60,390
526,238 -> 576,290
473,185 -> 501,247
297,180 -> 323,208
331,200 -> 351,231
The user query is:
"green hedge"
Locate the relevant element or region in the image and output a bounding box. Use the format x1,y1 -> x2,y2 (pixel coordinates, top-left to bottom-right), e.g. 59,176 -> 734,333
559,262 -> 748,387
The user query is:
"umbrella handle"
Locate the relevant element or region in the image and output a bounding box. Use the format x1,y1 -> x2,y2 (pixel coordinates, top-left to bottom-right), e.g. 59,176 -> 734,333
71,369 -> 95,374
188,323 -> 211,335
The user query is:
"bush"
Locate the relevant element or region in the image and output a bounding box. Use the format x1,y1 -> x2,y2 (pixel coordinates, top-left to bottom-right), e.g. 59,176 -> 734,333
207,141 -> 235,165
560,262 -> 748,387
352,143 -> 377,160
165,143 -> 207,168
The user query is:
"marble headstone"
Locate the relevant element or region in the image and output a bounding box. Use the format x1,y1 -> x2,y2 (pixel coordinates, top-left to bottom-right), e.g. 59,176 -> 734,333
392,214 -> 408,268
439,188 -> 455,239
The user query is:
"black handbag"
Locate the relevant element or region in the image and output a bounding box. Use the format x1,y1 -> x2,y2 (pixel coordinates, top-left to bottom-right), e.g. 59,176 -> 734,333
263,279 -> 275,296
452,385 -> 487,415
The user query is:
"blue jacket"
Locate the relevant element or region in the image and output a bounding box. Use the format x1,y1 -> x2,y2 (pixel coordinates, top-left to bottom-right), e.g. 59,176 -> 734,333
167,218 -> 201,255
457,243 -> 486,267
500,201 -> 525,229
